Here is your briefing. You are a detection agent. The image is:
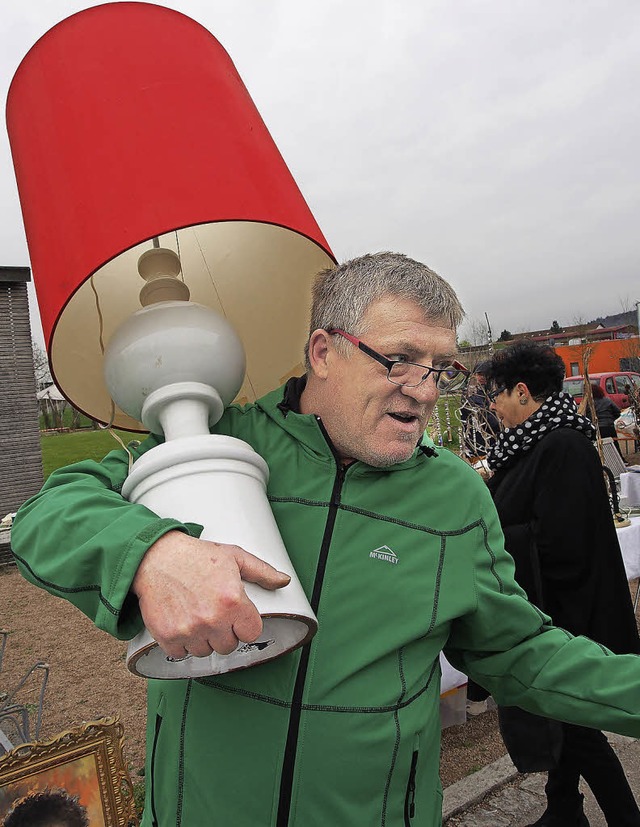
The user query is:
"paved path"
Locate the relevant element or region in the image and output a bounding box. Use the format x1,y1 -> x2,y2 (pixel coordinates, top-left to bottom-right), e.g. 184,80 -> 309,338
444,733 -> 640,826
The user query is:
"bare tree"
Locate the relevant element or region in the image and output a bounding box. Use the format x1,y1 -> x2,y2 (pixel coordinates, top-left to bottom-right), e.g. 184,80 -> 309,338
563,316 -> 592,376
32,339 -> 51,389
618,294 -> 637,319
458,316 -> 490,347
613,296 -> 640,372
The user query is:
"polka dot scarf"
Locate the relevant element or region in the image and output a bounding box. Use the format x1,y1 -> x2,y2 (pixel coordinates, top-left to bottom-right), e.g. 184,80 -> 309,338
487,391 -> 595,471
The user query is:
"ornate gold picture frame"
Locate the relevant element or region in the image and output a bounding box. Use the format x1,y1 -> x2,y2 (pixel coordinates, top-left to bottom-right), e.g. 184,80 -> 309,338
0,716 -> 137,826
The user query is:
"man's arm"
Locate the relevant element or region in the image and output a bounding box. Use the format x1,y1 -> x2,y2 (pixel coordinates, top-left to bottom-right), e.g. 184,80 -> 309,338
12,441 -> 289,651
445,488 -> 640,739
454,621 -> 639,738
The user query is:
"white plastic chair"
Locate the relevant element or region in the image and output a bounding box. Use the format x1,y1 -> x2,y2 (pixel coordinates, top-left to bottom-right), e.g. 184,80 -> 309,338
600,442 -> 639,609
601,437 -> 628,480
0,631 -> 49,753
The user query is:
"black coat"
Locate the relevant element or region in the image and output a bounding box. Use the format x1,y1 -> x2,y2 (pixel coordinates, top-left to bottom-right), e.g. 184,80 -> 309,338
487,427 -> 640,655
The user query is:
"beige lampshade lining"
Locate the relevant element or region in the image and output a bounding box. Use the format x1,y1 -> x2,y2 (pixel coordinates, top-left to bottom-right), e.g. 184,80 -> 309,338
50,221 -> 334,430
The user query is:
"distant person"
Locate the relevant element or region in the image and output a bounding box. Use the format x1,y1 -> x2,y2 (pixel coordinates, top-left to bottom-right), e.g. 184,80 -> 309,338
2,789 -> 89,827
589,383 -> 622,455
486,340 -> 640,827
624,382 -> 640,451
459,361 -> 500,458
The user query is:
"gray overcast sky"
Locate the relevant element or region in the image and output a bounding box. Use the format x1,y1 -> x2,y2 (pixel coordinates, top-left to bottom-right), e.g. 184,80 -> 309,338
2,1 -> 639,346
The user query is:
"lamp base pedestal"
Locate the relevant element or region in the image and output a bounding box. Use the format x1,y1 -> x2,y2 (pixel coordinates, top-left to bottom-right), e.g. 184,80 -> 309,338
122,434 -> 317,678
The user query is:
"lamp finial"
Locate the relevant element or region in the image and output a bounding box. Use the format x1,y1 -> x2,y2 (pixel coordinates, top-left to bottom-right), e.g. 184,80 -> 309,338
138,247 -> 190,306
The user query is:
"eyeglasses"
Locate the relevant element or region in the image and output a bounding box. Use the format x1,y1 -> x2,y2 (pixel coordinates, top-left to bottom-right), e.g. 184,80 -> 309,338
328,329 -> 470,391
487,385 -> 507,402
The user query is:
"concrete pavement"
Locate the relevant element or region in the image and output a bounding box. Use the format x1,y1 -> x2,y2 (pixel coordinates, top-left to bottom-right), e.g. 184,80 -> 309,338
443,733 -> 640,826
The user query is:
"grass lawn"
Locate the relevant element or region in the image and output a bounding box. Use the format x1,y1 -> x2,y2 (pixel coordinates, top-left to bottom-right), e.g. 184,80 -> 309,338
432,394 -> 462,453
40,429 -> 139,479
39,396 -> 462,479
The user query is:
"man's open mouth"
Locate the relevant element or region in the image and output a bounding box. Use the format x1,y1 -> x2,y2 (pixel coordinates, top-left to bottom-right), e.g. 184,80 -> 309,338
388,412 -> 419,424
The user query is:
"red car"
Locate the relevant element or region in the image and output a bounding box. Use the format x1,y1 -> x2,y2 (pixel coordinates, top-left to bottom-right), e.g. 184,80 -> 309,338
563,371 -> 640,409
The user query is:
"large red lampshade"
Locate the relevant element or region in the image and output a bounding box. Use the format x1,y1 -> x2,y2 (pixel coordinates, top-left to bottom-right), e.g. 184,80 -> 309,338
7,1 -> 335,430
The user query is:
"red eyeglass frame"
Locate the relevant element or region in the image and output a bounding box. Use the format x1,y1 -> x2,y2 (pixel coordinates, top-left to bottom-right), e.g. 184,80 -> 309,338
327,328 -> 469,387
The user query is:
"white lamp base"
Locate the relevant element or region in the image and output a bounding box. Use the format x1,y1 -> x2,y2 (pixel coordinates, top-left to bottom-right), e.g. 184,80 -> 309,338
122,433 -> 317,679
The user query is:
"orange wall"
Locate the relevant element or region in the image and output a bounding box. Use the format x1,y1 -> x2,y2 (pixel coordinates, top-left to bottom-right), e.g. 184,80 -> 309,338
556,337 -> 640,376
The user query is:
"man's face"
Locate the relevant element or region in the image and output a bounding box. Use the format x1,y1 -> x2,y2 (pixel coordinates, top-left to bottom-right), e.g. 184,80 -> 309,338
314,296 -> 457,466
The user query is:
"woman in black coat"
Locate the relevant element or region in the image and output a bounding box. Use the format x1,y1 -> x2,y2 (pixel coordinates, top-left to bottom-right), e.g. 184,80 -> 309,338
485,340 -> 640,827
589,383 -> 623,456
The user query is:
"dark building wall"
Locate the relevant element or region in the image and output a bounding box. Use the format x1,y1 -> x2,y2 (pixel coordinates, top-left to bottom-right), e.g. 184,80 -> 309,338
0,267 -> 43,533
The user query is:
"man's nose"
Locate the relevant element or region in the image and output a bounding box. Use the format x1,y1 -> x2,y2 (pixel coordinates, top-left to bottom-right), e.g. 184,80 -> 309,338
400,378 -> 438,403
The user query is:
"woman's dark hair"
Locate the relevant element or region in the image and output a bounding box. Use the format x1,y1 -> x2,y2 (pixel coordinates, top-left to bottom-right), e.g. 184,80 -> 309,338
3,789 -> 89,827
591,383 -> 605,399
486,340 -> 565,401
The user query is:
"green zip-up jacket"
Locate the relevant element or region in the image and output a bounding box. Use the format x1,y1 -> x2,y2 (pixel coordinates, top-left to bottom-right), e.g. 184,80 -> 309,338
11,381 -> 640,826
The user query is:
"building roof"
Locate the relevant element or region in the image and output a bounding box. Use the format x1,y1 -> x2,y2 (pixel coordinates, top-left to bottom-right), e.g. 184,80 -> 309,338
529,324 -> 633,342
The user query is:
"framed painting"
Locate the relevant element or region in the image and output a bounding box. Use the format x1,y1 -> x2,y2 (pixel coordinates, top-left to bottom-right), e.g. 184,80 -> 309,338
0,717 -> 137,826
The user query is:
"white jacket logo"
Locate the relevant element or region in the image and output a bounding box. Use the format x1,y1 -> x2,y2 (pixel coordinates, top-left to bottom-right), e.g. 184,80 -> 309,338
369,545 -> 398,564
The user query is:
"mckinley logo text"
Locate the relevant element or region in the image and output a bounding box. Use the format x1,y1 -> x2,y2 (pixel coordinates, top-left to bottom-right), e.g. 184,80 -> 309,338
369,545 -> 398,564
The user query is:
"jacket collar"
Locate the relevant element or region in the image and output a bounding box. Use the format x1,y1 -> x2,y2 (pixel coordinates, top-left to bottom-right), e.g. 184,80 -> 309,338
276,375 -> 308,416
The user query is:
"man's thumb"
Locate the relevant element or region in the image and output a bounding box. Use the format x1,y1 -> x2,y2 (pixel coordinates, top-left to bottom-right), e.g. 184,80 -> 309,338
235,549 -> 291,590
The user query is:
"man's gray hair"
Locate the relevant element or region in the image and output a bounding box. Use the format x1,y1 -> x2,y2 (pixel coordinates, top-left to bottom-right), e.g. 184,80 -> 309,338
304,252 -> 465,368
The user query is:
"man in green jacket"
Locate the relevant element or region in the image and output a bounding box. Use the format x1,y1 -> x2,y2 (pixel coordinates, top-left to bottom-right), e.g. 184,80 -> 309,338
11,252 -> 640,826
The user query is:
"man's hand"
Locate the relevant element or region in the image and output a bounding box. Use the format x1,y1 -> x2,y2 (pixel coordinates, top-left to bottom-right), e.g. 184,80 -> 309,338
131,531 -> 291,658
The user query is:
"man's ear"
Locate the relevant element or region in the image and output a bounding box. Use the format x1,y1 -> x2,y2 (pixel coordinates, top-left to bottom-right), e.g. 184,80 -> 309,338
515,381 -> 530,398
307,329 -> 332,379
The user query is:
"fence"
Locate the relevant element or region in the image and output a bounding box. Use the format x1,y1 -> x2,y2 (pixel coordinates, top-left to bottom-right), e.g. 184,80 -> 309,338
0,267 -> 43,526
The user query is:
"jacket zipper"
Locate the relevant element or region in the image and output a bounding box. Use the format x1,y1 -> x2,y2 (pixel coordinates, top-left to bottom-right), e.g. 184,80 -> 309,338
149,712 -> 163,827
404,747 -> 419,825
276,418 -> 347,826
